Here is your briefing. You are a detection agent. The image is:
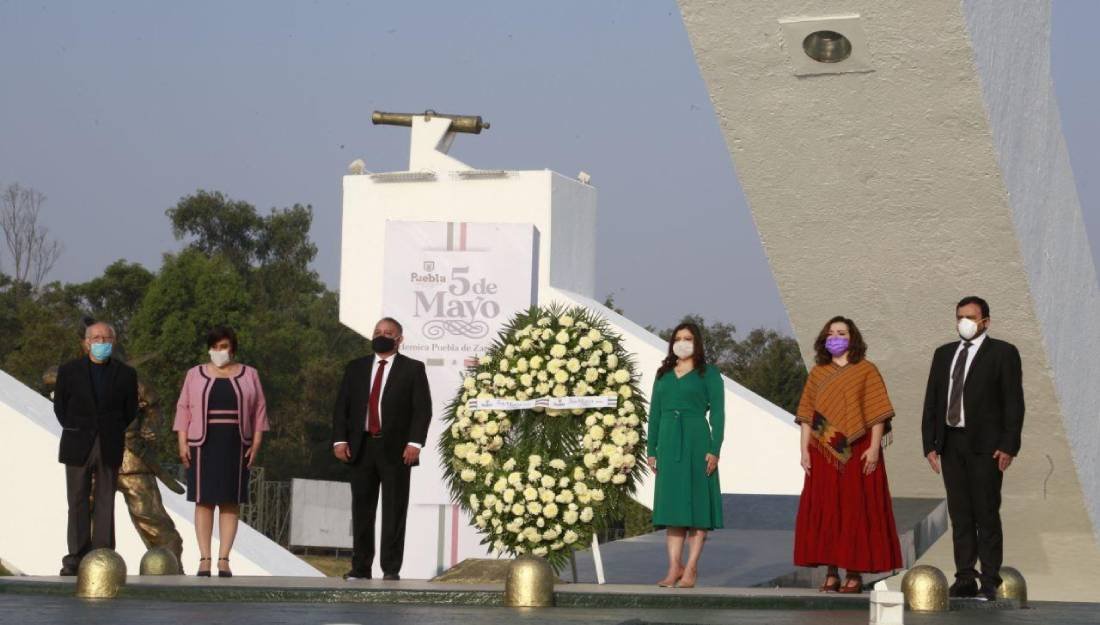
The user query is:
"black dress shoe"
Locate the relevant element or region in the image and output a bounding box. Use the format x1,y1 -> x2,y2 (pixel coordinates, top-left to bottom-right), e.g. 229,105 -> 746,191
383,573 -> 400,581
977,585 -> 998,602
948,580 -> 978,598
59,567 -> 77,577
343,570 -> 371,580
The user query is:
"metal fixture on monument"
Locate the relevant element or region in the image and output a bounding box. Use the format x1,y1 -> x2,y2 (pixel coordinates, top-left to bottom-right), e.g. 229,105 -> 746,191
900,565 -> 949,612
75,548 -> 127,599
139,547 -> 181,576
997,566 -> 1027,607
504,556 -> 555,608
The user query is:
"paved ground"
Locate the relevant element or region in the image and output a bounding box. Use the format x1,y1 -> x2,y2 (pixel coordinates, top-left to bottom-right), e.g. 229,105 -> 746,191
2,596 -> 1098,625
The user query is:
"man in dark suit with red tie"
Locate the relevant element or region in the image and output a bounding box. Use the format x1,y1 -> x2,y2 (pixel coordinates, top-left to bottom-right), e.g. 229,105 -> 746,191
921,296 -> 1025,601
332,317 -> 432,580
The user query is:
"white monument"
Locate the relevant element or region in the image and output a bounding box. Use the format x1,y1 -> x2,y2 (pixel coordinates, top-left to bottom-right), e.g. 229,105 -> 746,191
339,111 -> 805,579
679,0 -> 1100,600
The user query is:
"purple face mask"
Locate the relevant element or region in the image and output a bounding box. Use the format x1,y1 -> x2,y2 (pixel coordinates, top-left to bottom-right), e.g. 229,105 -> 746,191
825,336 -> 849,356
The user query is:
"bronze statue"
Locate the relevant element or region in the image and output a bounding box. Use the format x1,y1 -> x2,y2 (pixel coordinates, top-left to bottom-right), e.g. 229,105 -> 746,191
44,367 -> 184,566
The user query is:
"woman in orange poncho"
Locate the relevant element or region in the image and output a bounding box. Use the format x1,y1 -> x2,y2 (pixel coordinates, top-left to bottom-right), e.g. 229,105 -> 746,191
793,316 -> 902,593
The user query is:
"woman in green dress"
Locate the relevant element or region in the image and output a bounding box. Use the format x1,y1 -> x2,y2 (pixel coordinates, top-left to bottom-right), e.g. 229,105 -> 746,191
647,322 -> 725,588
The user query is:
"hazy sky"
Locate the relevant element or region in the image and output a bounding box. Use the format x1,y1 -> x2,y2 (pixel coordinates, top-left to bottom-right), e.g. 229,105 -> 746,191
1,1 -> 1097,335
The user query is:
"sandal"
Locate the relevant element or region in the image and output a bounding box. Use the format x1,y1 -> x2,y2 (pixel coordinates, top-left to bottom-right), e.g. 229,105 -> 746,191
196,557 -> 211,578
217,557 -> 232,578
838,575 -> 864,594
819,574 -> 840,593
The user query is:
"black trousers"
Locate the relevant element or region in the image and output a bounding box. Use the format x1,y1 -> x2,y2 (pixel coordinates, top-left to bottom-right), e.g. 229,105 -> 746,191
349,435 -> 411,576
63,436 -> 118,572
941,427 -> 1003,589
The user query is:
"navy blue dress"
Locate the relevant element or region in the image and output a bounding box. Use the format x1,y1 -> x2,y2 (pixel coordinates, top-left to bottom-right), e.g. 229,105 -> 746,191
186,378 -> 250,504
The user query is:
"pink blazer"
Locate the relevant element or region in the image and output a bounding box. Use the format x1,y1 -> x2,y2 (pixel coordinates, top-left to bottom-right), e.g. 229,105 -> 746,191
172,364 -> 270,446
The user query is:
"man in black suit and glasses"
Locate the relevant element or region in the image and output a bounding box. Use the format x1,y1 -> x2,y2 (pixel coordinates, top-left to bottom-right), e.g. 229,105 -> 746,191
54,321 -> 139,575
922,296 -> 1024,601
333,317 -> 431,581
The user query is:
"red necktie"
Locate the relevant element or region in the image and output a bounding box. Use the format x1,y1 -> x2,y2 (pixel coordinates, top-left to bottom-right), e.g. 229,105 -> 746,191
367,359 -> 387,435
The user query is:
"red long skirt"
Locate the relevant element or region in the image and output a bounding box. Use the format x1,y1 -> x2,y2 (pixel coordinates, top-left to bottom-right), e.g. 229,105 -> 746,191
793,435 -> 903,573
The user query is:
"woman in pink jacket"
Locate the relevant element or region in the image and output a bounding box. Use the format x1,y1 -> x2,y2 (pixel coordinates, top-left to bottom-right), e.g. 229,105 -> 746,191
173,326 -> 269,577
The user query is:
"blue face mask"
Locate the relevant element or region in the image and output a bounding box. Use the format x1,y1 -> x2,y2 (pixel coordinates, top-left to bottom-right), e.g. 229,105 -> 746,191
90,342 -> 113,361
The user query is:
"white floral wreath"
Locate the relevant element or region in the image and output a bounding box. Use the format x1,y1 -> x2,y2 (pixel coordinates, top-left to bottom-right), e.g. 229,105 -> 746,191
440,305 -> 647,569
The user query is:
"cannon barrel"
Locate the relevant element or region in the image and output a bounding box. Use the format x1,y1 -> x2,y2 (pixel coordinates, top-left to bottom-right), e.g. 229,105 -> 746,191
372,110 -> 490,134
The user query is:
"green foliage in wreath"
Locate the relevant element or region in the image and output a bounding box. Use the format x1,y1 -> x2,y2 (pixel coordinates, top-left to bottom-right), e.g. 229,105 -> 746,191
439,304 -> 648,570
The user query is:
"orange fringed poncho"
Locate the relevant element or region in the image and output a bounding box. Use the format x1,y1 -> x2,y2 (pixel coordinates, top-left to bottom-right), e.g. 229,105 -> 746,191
795,359 -> 895,467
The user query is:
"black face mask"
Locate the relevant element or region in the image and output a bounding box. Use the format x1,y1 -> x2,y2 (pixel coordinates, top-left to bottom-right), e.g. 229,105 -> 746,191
372,336 -> 397,354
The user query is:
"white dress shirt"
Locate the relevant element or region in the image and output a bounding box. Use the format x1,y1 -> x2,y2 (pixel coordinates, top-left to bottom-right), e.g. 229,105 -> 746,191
946,332 -> 988,427
334,355 -> 421,449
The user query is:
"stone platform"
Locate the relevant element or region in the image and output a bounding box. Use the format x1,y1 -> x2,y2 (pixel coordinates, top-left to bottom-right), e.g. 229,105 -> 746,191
0,575 -> 1022,611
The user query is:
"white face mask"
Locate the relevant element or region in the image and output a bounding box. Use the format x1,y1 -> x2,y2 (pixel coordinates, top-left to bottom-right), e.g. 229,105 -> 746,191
957,318 -> 980,341
209,349 -> 233,367
672,340 -> 694,359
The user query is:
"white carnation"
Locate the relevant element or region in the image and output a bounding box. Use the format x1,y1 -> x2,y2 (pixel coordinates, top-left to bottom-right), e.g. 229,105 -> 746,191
543,503 -> 559,518
555,330 -> 570,344
564,530 -> 579,544
559,315 -> 575,327
580,507 -> 594,522
460,469 -> 476,482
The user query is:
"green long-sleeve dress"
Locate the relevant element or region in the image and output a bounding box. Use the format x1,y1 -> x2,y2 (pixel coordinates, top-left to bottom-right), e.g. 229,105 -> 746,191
647,365 -> 725,530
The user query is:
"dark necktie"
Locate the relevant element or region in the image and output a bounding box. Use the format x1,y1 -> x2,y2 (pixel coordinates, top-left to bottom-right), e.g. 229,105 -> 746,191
946,342 -> 972,426
367,360 -> 388,435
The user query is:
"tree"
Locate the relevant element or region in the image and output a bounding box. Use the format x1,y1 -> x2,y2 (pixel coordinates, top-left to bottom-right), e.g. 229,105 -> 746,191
1,183 -> 62,288
1,279 -> 85,390
69,260 -> 155,346
165,190 -> 263,272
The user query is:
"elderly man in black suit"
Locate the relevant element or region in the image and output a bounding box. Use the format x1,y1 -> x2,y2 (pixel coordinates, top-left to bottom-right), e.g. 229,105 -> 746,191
54,321 -> 139,575
332,317 -> 432,581
922,296 -> 1024,601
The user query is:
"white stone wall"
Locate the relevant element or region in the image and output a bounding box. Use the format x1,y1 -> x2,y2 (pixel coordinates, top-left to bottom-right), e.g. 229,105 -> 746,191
962,0 -> 1100,543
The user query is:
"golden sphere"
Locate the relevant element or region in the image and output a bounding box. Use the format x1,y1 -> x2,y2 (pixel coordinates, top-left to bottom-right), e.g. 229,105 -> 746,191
901,565 -> 949,612
997,566 -> 1027,606
503,555 -> 555,607
139,547 -> 181,576
75,548 -> 127,599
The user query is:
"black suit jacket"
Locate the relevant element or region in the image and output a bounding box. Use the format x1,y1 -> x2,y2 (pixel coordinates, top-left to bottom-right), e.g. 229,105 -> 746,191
332,353 -> 432,466
921,336 -> 1025,457
53,356 -> 139,468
